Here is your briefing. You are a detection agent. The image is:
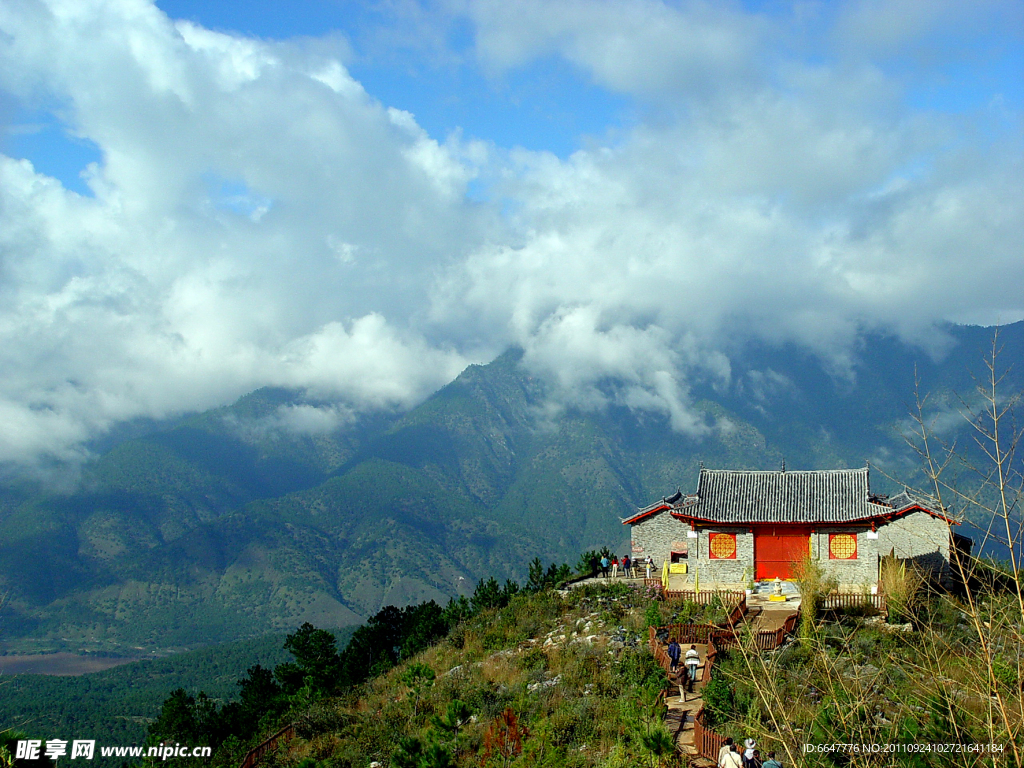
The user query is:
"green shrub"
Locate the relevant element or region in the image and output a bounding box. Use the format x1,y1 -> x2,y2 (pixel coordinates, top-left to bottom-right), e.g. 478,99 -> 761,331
993,659 -> 1018,689
482,631 -> 505,650
615,649 -> 665,694
777,640 -> 815,669
560,646 -> 603,694
669,600 -> 699,624
700,676 -> 733,728
521,648 -> 547,672
643,603 -> 662,630
549,699 -> 597,746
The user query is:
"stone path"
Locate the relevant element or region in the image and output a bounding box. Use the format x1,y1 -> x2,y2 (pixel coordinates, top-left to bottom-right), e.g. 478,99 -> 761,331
663,643 -> 711,763
754,606 -> 798,632
562,573 -> 650,590
747,588 -> 801,635
656,598 -> 799,766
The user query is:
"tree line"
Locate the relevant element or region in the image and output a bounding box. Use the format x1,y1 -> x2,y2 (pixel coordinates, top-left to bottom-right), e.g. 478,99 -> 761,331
148,557 -> 580,755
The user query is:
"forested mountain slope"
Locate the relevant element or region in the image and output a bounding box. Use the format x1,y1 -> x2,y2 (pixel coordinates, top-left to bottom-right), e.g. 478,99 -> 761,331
1,323 -> 1020,653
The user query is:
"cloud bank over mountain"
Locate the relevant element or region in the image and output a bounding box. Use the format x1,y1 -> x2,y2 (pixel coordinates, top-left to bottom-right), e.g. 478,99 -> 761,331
0,0 -> 1021,467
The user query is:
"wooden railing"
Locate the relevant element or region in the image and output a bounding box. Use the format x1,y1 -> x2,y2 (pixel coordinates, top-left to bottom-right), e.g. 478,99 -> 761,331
750,624 -> 789,650
652,593 -> 884,763
649,591 -> 753,647
654,623 -> 716,644
649,602 -> 802,764
686,615 -> 804,761
693,701 -> 727,761
648,625 -> 672,674
782,612 -> 799,634
648,629 -> 741,763
664,589 -> 746,606
692,637 -> 727,761
723,596 -> 748,628
822,592 -> 887,612
238,724 -> 295,768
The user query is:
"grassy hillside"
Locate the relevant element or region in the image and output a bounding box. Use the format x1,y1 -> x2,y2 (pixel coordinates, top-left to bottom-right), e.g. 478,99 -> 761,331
141,573 -> 1022,768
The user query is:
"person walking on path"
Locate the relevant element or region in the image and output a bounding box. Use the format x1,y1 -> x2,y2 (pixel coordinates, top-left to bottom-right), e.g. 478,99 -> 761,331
742,739 -> 757,767
622,554 -> 632,578
667,639 -> 681,673
720,744 -> 743,768
684,644 -> 700,693
718,739 -> 735,768
645,556 -> 653,579
762,752 -> 783,768
611,556 -> 619,578
600,555 -> 610,578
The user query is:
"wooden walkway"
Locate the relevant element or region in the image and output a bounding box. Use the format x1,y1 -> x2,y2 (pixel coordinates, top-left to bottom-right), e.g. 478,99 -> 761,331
663,644 -> 712,763
648,600 -> 800,765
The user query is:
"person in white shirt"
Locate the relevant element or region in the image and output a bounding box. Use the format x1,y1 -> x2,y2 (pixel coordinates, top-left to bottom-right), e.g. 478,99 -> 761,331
720,743 -> 743,767
717,738 -> 734,767
684,645 -> 700,692
743,738 -> 757,766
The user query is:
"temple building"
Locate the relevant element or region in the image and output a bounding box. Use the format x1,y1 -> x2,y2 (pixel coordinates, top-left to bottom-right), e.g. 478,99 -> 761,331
623,466 -> 971,589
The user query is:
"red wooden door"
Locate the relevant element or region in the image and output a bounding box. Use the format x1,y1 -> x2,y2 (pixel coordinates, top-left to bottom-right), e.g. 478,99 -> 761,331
754,526 -> 811,580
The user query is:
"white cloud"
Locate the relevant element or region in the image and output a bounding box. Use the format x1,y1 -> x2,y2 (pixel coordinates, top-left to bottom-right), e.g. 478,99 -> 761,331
0,0 -> 480,467
227,402 -> 357,438
832,0 -> 1021,57
463,0 -> 765,99
0,0 -> 1020,469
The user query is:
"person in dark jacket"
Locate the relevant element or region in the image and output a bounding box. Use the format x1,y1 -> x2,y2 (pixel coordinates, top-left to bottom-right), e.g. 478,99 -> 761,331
667,639 -> 681,672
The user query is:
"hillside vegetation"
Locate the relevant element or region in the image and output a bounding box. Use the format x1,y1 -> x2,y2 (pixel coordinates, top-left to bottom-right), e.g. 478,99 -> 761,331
145,564 -> 1021,768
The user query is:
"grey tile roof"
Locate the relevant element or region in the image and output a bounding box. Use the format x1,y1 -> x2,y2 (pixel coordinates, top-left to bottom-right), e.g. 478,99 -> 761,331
622,490 -> 694,524
887,490 -> 927,513
660,467 -> 905,524
681,468 -> 882,524
887,489 -> 955,521
624,467 -> 953,526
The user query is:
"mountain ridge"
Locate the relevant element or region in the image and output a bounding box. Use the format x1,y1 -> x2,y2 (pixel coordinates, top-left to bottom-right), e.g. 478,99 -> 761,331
1,322 -> 1021,654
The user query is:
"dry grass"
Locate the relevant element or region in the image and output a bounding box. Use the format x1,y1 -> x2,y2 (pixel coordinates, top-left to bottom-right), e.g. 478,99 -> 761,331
878,555 -> 923,622
273,582 -> 673,768
792,553 -> 838,639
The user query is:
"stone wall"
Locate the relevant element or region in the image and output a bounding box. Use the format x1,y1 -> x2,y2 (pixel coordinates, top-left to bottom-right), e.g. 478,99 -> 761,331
815,527 -> 879,589
693,528 -> 753,585
628,509 -> 957,588
628,509 -> 690,565
876,511 -> 953,582
629,515 -> 753,586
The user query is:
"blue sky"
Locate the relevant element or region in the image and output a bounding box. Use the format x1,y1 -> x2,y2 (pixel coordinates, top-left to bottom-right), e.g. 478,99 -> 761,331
6,0 -> 1021,193
158,1 -> 635,150
5,0 -> 639,194
0,0 -> 1021,467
